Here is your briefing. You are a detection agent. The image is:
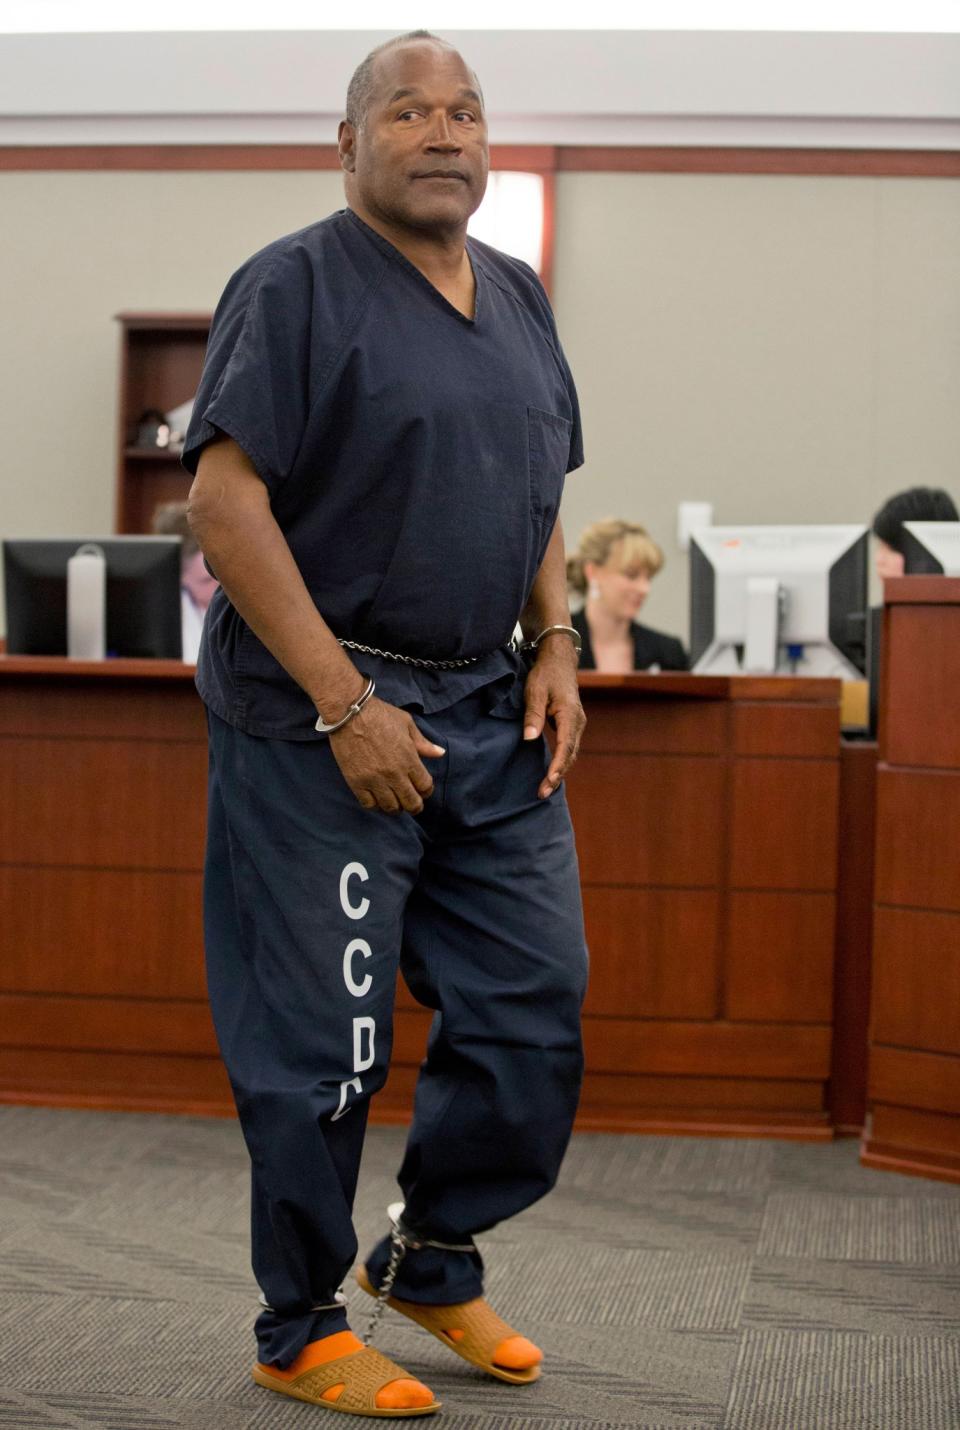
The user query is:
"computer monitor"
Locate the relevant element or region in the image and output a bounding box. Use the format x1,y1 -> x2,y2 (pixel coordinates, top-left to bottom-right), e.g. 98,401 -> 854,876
690,525 -> 868,678
3,537 -> 183,658
901,521 -> 960,576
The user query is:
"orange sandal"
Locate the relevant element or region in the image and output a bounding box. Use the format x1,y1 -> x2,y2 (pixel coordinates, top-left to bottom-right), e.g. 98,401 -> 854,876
356,1265 -> 542,1385
252,1331 -> 440,1417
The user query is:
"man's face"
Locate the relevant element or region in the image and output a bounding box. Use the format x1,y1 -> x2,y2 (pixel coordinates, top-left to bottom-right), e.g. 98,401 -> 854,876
340,42 -> 489,236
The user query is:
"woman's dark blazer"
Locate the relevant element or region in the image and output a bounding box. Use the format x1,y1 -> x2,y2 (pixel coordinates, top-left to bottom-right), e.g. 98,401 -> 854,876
571,607 -> 688,672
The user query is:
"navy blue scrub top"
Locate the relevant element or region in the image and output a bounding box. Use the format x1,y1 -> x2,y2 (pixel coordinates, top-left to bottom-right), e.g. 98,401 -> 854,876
182,208 -> 583,739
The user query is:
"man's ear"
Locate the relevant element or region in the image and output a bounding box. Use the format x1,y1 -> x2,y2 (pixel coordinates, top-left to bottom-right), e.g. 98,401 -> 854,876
338,120 -> 357,174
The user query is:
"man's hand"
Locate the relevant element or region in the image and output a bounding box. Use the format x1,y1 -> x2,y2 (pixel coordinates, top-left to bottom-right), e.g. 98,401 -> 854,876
329,696 -> 445,814
522,637 -> 586,799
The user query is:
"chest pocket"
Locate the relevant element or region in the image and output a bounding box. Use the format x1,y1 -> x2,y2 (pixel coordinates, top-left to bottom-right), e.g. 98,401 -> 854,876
528,407 -> 573,570
528,406 -> 572,524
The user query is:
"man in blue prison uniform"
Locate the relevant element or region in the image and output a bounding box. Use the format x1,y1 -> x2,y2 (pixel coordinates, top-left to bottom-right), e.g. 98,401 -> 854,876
183,30 -> 589,1418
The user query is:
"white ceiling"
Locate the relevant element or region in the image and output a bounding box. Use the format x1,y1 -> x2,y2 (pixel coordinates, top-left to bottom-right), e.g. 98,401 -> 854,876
5,0 -> 960,32
1,26 -> 958,149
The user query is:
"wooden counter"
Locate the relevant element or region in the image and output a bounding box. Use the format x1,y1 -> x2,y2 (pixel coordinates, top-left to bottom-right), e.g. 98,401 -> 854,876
862,578 -> 960,1183
0,656 -> 214,1112
0,658 -> 842,1137
554,673 -> 842,1137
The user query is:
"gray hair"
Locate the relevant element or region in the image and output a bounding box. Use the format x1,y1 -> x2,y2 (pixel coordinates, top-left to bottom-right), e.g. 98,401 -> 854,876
345,30 -> 467,131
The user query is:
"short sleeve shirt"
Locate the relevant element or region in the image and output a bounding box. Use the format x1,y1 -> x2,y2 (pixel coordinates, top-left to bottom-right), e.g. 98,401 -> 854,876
182,208 -> 583,739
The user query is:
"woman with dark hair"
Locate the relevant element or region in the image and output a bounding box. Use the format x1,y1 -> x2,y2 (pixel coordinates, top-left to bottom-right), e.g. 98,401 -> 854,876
871,486 -> 958,579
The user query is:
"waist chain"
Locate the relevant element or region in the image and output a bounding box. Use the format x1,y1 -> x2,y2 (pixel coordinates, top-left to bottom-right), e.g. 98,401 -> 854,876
338,638 -> 482,671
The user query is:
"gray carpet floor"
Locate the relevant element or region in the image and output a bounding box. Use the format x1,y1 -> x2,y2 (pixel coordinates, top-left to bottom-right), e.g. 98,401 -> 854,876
1,1107 -> 959,1429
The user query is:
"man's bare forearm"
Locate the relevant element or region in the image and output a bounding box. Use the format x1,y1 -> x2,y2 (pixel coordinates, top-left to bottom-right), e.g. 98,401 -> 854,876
520,521 -> 575,646
187,435 -> 365,722
518,519 -> 584,795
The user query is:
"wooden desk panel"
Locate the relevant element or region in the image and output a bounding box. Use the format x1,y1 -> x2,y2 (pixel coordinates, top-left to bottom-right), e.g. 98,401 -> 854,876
0,657 -> 219,1115
871,907 -> 960,1055
725,891 -> 836,1023
567,753 -> 723,887
828,740 -> 878,1134
873,768 -> 960,913
863,578 -> 960,1184
560,675 -> 841,1137
870,1046 -> 960,1113
0,1046 -> 231,1114
1,658 -> 843,1138
0,867 -> 205,1000
577,695 -> 726,755
729,760 -> 839,891
0,992 -> 216,1056
0,664 -> 201,741
884,603 -> 960,770
731,703 -> 840,759
0,737 -> 206,870
389,1008 -> 832,1080
580,887 -> 719,1019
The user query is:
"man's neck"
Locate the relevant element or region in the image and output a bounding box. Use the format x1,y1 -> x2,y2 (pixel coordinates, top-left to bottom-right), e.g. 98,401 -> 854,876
348,199 -> 468,286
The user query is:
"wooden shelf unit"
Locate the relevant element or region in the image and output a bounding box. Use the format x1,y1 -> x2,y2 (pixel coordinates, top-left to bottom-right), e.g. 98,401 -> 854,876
114,313 -> 211,533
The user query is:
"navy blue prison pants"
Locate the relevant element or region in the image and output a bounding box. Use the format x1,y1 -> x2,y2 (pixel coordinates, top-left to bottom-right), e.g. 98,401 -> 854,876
203,679 -> 589,1368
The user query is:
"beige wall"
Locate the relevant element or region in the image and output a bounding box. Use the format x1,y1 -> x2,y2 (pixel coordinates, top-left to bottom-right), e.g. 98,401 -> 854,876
1,166 -> 959,639
554,172 -> 960,639
0,170 -> 344,630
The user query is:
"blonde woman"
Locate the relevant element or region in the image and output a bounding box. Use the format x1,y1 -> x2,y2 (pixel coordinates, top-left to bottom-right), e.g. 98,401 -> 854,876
568,519 -> 687,672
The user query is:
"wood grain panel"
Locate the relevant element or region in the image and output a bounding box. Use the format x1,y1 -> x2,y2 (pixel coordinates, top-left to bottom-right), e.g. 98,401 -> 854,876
570,1074 -> 825,1112
869,1047 -> 960,1115
578,674 -> 837,702
0,738 -> 207,869
580,1019 -> 831,1079
729,759 -> 839,890
871,907 -> 960,1054
581,888 -> 719,1019
388,1010 -> 831,1078
0,143 -> 555,172
565,754 -> 723,886
3,146 -> 957,179
830,740 -> 877,1132
874,769 -> 960,912
731,704 -> 839,759
885,605 -> 960,770
0,867 -> 205,999
578,697 -> 725,755
863,585 -> 960,1180
881,577 -> 960,606
869,1104 -> 960,1160
0,656 -> 195,678
373,1066 -> 827,1132
0,1046 -> 232,1113
573,1109 -> 830,1136
0,679 -> 204,740
0,994 -> 217,1056
391,1009 -> 432,1061
555,147 -> 960,178
725,891 -> 836,1022
860,1143 -> 960,1183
